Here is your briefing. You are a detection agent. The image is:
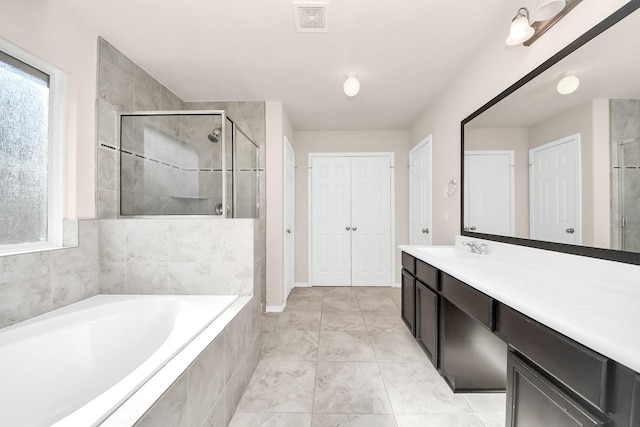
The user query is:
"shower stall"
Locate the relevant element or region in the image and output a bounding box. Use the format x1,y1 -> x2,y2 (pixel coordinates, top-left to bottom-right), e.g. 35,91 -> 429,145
119,111 -> 259,218
611,99 -> 640,252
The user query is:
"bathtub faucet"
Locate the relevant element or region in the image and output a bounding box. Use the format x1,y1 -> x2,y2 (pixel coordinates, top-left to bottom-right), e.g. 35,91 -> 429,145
462,241 -> 488,255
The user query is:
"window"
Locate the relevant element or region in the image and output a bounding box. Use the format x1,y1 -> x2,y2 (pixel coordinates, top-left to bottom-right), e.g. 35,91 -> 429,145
0,38 -> 65,254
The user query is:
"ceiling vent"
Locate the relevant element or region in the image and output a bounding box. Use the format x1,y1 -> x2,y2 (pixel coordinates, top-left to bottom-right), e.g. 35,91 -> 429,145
294,2 -> 329,32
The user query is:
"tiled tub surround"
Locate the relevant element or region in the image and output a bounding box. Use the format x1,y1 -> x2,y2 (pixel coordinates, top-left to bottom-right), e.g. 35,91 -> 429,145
0,294 -> 238,426
0,219 -> 99,328
99,218 -> 254,296
103,295 -> 262,427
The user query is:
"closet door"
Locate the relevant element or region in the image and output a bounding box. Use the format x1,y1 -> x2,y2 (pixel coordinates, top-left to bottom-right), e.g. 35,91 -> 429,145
310,156 -> 352,286
351,156 -> 392,286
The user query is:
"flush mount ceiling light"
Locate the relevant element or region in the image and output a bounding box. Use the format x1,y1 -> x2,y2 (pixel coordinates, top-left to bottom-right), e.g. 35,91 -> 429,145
506,8 -> 535,46
343,72 -> 360,97
557,72 -> 580,95
533,0 -> 567,21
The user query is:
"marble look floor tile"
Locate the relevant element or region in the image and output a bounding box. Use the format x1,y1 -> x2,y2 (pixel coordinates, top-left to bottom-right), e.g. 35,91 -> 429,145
357,297 -> 398,312
261,330 -> 319,361
290,287 -> 325,297
229,412 -> 313,427
314,362 -> 393,414
379,363 -> 474,415
322,296 -> 361,311
391,296 -> 401,309
285,295 -> 323,311
320,287 -> 357,297
320,310 -> 367,331
476,412 -> 506,427
276,311 -> 321,331
395,414 -> 486,427
317,331 -> 376,362
312,413 -> 397,427
354,287 -> 398,299
363,311 -> 407,332
369,331 -> 427,362
237,360 -> 316,413
462,393 -> 506,414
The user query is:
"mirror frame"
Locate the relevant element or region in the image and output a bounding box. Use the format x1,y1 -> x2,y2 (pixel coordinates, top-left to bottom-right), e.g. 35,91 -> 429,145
461,0 -> 640,265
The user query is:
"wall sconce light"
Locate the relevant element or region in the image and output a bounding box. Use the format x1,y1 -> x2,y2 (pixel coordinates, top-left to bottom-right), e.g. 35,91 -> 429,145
506,0 -> 581,47
506,8 -> 535,46
533,0 -> 567,21
557,72 -> 580,95
343,72 -> 360,97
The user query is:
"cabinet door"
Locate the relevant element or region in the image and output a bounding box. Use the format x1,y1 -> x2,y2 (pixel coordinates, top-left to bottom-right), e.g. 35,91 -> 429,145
416,280 -> 438,368
507,351 -> 607,427
401,270 -> 416,336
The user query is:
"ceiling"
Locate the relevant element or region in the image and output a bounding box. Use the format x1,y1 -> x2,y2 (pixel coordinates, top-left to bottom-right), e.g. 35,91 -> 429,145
56,0 -> 515,130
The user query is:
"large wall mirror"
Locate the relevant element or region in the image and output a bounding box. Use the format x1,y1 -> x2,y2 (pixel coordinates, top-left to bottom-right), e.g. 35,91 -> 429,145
461,1 -> 640,264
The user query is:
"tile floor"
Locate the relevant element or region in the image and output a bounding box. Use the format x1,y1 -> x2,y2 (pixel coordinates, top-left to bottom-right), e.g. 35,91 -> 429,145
229,286 -> 506,427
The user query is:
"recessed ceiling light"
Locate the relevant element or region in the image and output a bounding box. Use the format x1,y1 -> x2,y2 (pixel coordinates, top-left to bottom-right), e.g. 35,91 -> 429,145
557,72 -> 580,95
343,72 -> 360,97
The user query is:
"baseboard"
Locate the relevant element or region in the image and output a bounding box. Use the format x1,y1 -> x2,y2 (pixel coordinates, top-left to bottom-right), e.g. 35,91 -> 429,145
392,282 -> 401,288
265,303 -> 286,313
294,282 -> 311,288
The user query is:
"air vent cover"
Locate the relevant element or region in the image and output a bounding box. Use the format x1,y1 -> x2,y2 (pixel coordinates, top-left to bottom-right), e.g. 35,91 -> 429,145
294,2 -> 329,32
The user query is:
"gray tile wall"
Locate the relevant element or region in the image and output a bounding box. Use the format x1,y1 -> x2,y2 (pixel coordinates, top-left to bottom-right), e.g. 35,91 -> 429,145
0,220 -> 99,328
99,218 -> 255,296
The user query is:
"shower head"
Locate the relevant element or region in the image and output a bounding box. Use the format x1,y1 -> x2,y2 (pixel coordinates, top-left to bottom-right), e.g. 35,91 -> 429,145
208,128 -> 221,143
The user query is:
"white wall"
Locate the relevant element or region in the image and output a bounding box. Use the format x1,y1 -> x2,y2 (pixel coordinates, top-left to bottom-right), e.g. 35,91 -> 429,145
292,130 -> 411,285
265,101 -> 294,309
0,2 -> 97,218
410,0 -> 628,245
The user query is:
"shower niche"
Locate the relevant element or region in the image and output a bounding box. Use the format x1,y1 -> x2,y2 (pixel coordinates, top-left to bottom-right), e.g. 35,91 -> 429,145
119,111 -> 259,218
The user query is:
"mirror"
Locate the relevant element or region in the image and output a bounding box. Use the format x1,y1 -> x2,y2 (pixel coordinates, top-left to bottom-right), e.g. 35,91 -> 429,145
462,2 -> 640,264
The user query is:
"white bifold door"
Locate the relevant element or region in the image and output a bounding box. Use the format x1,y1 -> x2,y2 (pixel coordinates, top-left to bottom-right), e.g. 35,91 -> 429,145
310,154 -> 393,287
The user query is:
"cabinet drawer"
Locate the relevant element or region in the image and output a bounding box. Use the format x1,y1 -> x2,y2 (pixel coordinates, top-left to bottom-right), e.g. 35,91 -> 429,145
402,252 -> 416,275
507,351 -> 607,427
497,304 -> 610,412
441,273 -> 494,330
416,260 -> 439,291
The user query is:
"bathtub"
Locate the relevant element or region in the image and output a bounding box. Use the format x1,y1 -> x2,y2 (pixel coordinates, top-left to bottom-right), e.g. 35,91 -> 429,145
0,294 -> 238,427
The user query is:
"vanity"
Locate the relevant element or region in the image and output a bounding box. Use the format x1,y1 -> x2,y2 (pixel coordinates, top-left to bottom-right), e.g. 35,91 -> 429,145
400,240 -> 640,427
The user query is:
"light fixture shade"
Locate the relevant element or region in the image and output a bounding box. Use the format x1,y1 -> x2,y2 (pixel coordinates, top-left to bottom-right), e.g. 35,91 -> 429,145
506,8 -> 535,46
343,72 -> 360,97
557,73 -> 579,95
534,0 -> 567,21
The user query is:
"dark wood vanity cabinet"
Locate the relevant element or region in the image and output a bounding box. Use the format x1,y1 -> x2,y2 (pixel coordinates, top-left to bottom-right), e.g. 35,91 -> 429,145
415,279 -> 438,367
401,269 -> 416,336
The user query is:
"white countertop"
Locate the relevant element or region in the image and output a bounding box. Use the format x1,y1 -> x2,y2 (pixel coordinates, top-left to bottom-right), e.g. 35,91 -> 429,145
399,236 -> 640,374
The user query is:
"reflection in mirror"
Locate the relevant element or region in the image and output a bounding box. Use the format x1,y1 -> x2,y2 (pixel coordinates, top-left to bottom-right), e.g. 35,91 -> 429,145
462,2 -> 640,258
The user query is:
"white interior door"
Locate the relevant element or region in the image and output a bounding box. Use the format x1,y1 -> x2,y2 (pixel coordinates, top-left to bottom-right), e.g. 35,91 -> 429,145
310,156 -> 352,286
530,134 -> 581,244
284,138 -> 295,298
464,151 -> 515,235
409,137 -> 432,245
351,156 -> 392,286
309,154 -> 393,287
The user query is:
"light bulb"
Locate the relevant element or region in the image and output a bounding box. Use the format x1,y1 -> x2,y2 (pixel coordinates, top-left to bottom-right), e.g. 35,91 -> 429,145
343,72 -> 360,97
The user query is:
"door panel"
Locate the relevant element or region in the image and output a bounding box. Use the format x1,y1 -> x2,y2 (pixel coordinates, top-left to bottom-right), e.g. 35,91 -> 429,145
284,139 -> 295,297
351,156 -> 392,286
311,156 -> 351,286
530,135 -> 581,244
464,151 -> 514,236
410,139 -> 432,245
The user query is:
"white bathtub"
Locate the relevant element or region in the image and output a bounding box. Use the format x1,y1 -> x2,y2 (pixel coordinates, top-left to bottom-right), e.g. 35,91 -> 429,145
0,294 -> 238,427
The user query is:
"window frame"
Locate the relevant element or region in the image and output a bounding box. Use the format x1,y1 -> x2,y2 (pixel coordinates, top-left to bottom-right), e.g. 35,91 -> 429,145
0,37 -> 66,255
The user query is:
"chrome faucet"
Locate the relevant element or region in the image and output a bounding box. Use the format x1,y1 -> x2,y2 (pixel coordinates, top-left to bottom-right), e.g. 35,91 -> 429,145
462,241 -> 488,255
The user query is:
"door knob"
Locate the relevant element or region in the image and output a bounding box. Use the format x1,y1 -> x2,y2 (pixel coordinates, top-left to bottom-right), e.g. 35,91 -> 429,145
421,228 -> 429,234
286,229 -> 291,234
352,227 -> 357,231
470,226 -> 477,231
566,228 -> 575,234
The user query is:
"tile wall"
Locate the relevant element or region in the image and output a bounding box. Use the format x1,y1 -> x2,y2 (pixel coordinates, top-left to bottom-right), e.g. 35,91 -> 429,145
0,220 -> 99,328
610,99 -> 640,251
